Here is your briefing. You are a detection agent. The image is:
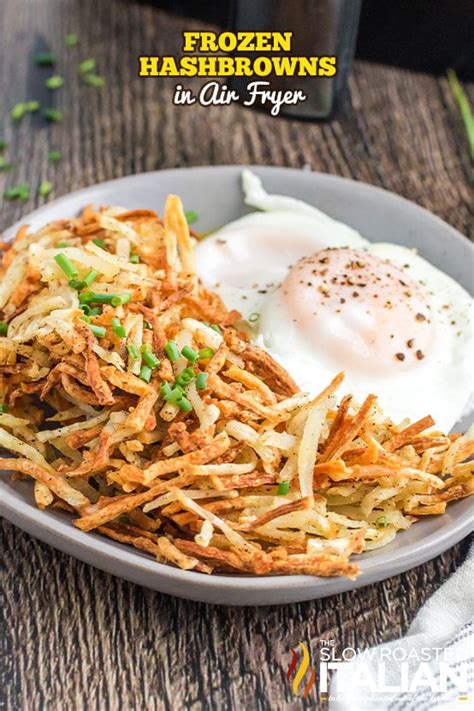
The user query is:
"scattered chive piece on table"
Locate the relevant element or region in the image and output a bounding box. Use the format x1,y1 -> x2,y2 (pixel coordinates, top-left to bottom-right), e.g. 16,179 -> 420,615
34,52 -> 56,66
111,318 -> 126,338
447,69 -> 474,162
0,140 -> 7,150
38,180 -> 53,197
54,253 -> 78,278
129,254 -> 140,263
92,238 -> 106,249
4,184 -> 30,201
181,345 -> 198,363
375,515 -> 389,529
127,344 -> 139,359
0,157 -> 13,172
78,58 -> 97,75
184,210 -> 198,224
83,74 -> 105,87
26,101 -> 40,112
198,347 -> 214,360
45,75 -> 64,90
195,372 -> 208,390
11,103 -> 27,121
48,150 -> 62,163
0,321 -> 9,335
0,403 -> 9,413
164,341 -> 180,362
277,482 -> 290,495
142,350 -> 160,369
65,34 -> 78,46
139,364 -> 153,383
88,324 -> 106,339
42,108 -> 63,122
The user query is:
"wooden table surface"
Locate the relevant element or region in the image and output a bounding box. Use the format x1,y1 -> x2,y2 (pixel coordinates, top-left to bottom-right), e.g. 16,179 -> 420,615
1,2 -> 473,709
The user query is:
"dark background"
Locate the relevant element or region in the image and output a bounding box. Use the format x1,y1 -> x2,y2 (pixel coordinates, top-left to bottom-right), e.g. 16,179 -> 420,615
149,0 -> 474,79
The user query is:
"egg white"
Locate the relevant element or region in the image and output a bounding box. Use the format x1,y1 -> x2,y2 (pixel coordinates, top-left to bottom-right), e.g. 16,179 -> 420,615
195,171 -> 474,431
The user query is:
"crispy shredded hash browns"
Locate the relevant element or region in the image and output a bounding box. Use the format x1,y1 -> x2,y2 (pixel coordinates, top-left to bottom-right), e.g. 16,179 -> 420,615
0,198 -> 473,579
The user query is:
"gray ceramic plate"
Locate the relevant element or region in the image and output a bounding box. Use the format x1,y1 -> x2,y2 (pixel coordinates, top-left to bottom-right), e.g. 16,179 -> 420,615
1,166 -> 473,605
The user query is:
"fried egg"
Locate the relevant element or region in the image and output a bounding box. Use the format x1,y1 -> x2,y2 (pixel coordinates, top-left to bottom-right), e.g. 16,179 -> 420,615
195,171 -> 474,431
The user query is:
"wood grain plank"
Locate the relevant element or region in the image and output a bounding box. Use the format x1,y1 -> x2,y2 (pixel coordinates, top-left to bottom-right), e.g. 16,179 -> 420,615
1,2 -> 473,710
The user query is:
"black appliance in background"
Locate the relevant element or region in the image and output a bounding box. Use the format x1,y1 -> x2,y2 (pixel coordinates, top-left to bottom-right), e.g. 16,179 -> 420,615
147,0 -> 474,80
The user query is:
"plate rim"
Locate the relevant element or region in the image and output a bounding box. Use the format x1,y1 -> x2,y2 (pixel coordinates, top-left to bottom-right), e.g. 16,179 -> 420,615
1,164 -> 473,603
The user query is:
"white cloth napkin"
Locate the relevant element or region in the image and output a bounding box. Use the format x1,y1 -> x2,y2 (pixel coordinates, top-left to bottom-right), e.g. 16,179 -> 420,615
329,543 -> 474,711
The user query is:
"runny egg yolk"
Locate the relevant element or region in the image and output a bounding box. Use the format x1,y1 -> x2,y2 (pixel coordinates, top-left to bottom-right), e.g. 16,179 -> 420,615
278,248 -> 437,375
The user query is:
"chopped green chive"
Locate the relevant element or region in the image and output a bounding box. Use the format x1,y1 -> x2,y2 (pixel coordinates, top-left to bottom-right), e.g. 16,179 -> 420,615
164,341 -> 180,362
111,318 -> 126,338
42,108 -> 63,122
48,150 -> 62,163
78,58 -> 97,75
0,157 -> 13,172
160,381 -> 172,399
68,278 -> 85,290
198,347 -> 214,360
88,324 -> 106,338
374,515 -> 389,529
80,303 -> 91,315
83,269 -> 97,287
144,320 -> 152,330
65,34 -> 78,46
79,291 -> 130,306
80,314 -> 91,324
56,241 -> 69,248
127,344 -> 139,359
54,253 -> 78,278
0,139 -> 7,151
0,321 -> 9,336
185,210 -> 198,225
196,372 -> 208,390
142,350 -> 160,369
277,482 -> 290,496
175,367 -> 195,387
176,395 -> 192,413
4,184 -> 30,201
84,74 -> 105,87
139,364 -> 153,383
34,52 -> 56,66
166,386 -> 184,403
447,69 -> 474,161
46,76 -> 64,90
129,254 -> 140,264
11,104 -> 27,121
0,403 -> 9,413
181,345 -> 198,363
92,238 -> 107,249
26,101 -> 40,112
210,324 -> 221,334
249,312 -> 260,323
38,180 -> 53,197
89,306 -> 102,317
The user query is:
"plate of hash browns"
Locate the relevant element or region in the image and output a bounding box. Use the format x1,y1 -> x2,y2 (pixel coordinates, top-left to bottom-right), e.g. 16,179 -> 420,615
1,166 -> 473,605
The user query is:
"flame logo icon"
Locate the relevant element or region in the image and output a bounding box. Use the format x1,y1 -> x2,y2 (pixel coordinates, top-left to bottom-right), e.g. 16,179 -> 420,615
286,642 -> 316,698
